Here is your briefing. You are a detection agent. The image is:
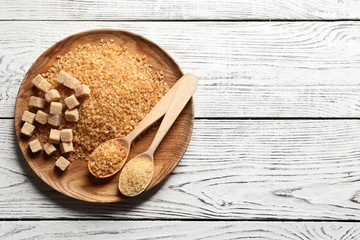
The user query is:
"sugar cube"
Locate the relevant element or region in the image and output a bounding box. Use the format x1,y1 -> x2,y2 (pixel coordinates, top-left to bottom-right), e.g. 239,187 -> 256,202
49,102 -> 62,115
29,96 -> 45,109
48,114 -> 61,127
44,142 -> 57,156
64,95 -> 79,109
21,122 -> 35,137
32,74 -> 51,92
49,129 -> 60,144
45,89 -> 60,102
75,84 -> 91,98
22,110 -> 35,124
35,110 -> 49,125
32,74 -> 43,86
65,109 -> 79,122
29,139 -> 42,153
55,156 -> 70,171
57,70 -> 80,89
60,142 -> 74,153
60,129 -> 73,142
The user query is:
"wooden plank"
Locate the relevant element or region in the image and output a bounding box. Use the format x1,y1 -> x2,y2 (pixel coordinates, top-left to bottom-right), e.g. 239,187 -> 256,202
2,21 -> 360,118
1,221 -> 359,239
2,0 -> 360,20
3,118 -> 360,219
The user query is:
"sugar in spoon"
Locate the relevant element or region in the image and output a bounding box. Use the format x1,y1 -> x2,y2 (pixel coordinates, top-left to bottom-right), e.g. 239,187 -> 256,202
88,74 -> 195,178
118,74 -> 198,196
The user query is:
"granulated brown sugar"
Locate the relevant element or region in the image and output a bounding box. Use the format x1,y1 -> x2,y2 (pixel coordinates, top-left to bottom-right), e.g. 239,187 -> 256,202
119,157 -> 154,196
89,139 -> 128,177
30,40 -> 169,162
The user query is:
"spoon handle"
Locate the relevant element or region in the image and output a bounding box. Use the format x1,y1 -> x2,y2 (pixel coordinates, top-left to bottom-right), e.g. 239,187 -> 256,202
146,74 -> 198,156
124,74 -> 190,143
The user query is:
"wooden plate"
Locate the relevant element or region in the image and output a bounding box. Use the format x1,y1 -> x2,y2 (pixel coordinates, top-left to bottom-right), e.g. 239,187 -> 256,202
14,29 -> 194,203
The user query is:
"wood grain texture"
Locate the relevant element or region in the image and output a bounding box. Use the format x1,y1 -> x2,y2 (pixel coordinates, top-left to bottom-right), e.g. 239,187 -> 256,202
4,118 -> 360,219
1,221 -> 360,239
14,29 -> 194,202
2,21 -> 360,118
2,0 -> 360,20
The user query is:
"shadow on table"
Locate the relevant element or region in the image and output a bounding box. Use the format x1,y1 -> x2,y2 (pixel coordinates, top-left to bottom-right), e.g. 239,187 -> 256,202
13,126 -> 169,218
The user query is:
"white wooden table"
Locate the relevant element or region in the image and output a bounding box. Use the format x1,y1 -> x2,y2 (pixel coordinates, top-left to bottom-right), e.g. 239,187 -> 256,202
2,1 -> 360,239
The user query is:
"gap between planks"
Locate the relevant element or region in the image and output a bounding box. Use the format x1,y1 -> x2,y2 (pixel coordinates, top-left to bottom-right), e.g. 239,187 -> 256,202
3,0 -> 360,21
4,19 -> 360,22
1,220 -> 360,239
1,218 -> 360,222
5,115 -> 360,120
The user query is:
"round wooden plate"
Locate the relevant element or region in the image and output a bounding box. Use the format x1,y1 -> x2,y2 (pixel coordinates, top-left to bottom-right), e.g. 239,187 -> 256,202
14,29 -> 194,203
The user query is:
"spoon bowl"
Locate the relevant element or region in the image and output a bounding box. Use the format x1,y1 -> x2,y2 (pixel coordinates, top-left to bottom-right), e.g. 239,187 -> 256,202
118,152 -> 154,197
88,138 -> 131,178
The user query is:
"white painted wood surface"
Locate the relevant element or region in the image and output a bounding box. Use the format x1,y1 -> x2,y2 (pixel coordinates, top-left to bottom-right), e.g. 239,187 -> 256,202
1,221 -> 359,239
2,21 -> 360,118
2,0 -> 360,20
2,0 -> 360,237
2,119 -> 360,220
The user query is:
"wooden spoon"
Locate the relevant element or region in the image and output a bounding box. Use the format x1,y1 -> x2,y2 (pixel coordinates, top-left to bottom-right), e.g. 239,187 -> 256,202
118,74 -> 198,196
88,74 -> 195,178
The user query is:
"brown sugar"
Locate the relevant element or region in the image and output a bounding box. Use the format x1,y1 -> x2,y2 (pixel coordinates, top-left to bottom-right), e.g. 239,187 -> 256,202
119,157 -> 154,196
89,139 -> 128,178
30,40 -> 169,163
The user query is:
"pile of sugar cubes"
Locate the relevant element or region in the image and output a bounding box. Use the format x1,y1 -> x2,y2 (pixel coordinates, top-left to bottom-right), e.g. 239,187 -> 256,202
21,70 -> 90,171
